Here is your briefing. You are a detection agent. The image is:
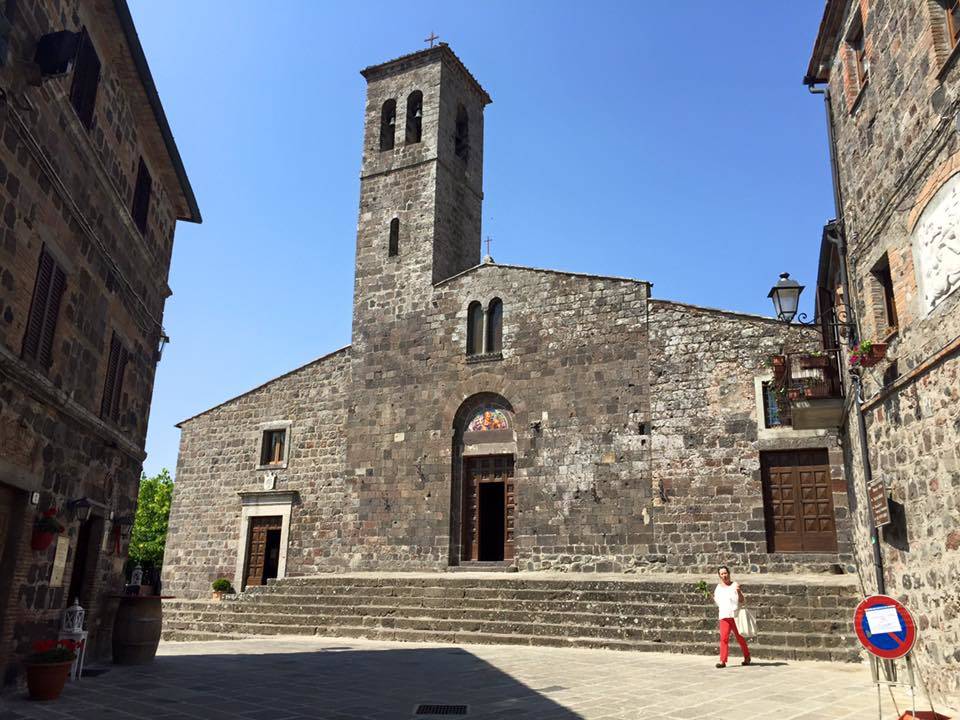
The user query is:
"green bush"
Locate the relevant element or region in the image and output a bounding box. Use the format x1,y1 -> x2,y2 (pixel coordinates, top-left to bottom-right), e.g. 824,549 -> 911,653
212,578 -> 233,593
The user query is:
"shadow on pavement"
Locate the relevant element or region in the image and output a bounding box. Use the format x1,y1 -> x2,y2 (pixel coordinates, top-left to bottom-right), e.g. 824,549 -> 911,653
1,645 -> 586,719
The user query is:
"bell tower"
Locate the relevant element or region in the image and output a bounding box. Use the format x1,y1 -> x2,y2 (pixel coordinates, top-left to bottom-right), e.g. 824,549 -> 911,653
351,45 -> 491,349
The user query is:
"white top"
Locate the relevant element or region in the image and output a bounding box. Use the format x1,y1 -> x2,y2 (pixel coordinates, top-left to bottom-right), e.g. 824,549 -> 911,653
714,581 -> 740,620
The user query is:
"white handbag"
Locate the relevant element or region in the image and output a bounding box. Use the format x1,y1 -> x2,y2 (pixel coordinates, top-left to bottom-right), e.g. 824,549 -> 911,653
736,607 -> 757,638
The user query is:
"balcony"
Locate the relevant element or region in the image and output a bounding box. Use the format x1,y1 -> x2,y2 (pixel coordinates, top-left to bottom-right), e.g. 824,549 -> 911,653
771,351 -> 845,430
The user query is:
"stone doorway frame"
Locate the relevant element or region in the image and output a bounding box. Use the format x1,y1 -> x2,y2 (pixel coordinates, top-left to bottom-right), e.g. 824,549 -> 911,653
234,491 -> 298,591
448,392 -> 517,566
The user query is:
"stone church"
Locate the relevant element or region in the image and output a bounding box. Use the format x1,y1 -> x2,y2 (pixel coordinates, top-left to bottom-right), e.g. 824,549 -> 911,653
163,45 -> 855,597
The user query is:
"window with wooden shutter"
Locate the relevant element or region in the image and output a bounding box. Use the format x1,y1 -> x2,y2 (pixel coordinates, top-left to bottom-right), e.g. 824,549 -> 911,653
69,27 -> 100,129
260,429 -> 286,466
101,332 -> 130,421
131,157 -> 152,234
948,0 -> 960,48
22,247 -> 67,369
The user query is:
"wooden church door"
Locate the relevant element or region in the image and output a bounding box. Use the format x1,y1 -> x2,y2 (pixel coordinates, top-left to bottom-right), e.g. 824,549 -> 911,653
244,516 -> 282,588
463,455 -> 515,561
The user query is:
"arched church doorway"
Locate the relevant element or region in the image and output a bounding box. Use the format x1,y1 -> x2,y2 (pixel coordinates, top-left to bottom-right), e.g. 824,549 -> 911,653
450,394 -> 517,564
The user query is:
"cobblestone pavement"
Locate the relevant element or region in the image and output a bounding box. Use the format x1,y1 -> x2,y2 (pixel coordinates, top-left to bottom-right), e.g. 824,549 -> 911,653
1,636 -> 955,720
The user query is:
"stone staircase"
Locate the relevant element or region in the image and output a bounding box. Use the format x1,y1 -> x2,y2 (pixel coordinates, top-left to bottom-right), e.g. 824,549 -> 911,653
162,573 -> 862,663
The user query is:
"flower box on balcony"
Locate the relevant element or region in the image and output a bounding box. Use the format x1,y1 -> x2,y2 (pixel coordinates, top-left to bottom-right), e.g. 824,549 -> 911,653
787,388 -> 803,401
797,354 -> 831,369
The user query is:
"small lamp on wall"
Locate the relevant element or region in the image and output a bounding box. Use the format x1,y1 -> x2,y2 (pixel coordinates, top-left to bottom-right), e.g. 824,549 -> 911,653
67,497 -> 93,522
767,272 -> 804,323
61,598 -> 85,633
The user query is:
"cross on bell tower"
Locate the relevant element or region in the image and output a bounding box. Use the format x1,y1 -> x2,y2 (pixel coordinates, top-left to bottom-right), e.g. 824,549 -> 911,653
424,32 -> 439,48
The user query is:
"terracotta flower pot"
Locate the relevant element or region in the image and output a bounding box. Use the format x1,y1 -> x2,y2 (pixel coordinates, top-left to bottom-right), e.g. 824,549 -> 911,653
787,388 -> 803,401
25,661 -> 72,701
30,531 -> 56,552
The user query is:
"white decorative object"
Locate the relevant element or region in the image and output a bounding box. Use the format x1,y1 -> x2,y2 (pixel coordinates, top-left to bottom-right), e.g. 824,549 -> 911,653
913,172 -> 960,314
61,598 -> 85,633
263,472 -> 277,491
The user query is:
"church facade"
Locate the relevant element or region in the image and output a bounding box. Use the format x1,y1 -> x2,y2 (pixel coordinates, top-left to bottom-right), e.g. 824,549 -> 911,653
163,46 -> 854,597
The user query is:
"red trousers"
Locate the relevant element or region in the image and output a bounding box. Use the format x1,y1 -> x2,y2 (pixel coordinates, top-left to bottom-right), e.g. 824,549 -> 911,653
719,617 -> 750,664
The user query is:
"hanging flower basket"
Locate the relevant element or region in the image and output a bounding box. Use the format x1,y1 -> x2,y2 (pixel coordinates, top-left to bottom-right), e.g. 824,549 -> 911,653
849,341 -> 887,369
31,509 -> 64,552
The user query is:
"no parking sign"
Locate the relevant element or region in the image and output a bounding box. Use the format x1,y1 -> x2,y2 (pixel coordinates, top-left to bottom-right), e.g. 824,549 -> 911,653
853,594 -> 917,660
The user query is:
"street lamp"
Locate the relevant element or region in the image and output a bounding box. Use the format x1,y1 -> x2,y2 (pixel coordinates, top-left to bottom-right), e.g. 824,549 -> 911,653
768,272 -> 804,323
67,497 -> 93,522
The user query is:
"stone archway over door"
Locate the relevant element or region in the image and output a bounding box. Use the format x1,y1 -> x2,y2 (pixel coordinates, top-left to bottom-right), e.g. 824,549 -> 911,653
450,393 -> 518,565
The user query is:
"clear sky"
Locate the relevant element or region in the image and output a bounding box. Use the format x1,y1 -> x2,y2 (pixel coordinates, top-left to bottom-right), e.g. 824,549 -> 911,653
130,1 -> 834,478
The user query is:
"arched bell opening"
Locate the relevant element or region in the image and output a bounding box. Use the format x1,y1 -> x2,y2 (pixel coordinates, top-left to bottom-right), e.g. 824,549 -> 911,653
448,393 -> 517,565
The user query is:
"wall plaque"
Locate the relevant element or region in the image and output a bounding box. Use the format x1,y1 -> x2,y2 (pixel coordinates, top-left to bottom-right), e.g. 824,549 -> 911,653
50,537 -> 69,587
913,172 -> 960,314
868,479 -> 891,528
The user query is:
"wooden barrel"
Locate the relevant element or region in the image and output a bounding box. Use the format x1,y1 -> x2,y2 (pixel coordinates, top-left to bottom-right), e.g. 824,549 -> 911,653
112,596 -> 163,664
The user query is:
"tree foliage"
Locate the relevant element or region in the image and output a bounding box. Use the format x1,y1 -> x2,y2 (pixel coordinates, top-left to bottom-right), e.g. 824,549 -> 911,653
128,469 -> 173,568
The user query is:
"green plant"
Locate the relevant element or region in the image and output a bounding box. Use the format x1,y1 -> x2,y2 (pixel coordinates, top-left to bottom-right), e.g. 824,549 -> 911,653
212,578 -> 233,593
34,509 -> 64,534
129,469 -> 173,569
694,580 -> 711,599
27,640 -> 77,664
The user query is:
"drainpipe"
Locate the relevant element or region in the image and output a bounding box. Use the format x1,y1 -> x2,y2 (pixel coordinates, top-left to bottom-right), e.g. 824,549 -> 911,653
808,84 -> 886,595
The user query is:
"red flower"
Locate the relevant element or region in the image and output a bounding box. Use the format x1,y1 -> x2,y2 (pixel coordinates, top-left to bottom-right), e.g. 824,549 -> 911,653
32,639 -> 56,653
42,508 -> 58,518
58,639 -> 78,651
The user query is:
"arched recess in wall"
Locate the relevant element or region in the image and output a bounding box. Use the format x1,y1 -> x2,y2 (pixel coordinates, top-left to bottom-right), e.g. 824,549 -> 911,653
454,103 -> 469,161
466,301 -> 483,355
380,99 -> 396,151
449,392 -> 517,565
486,297 -> 502,353
405,90 -> 423,144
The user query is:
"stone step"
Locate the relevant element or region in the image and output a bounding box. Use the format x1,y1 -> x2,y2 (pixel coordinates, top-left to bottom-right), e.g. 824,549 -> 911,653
161,611 -> 854,648
160,623 -> 859,663
164,603 -> 848,632
224,586 -> 857,607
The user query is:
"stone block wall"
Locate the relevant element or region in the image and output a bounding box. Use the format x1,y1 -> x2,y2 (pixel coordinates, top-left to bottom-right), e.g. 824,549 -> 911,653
0,0 -> 193,686
813,0 -> 960,698
646,300 -> 853,574
162,348 -> 352,597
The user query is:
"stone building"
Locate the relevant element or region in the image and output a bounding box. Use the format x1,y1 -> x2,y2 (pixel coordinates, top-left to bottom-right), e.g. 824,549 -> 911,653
806,0 -> 960,700
0,1 -> 198,685
165,46 -> 856,603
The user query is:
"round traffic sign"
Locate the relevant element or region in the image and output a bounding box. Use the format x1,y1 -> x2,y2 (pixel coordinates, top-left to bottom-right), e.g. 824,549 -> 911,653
853,594 -> 917,659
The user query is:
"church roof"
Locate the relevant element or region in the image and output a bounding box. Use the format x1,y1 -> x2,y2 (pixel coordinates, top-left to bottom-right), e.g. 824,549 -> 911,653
360,43 -> 492,105
433,261 -> 652,288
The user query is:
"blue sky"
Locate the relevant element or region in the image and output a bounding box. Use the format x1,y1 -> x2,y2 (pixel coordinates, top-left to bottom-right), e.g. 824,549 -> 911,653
130,2 -> 834,478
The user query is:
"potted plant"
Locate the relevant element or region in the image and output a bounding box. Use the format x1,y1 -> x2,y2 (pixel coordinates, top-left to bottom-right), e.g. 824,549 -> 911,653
787,387 -> 803,401
211,578 -> 234,601
24,639 -> 76,700
31,509 -> 64,552
849,340 -> 887,369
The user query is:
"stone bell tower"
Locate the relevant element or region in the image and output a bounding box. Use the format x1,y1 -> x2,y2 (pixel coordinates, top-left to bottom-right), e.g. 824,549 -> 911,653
350,44 -> 492,349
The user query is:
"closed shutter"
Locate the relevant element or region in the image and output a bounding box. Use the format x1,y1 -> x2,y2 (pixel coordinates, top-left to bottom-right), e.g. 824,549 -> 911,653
22,250 -> 53,361
22,248 -> 66,368
37,265 -> 66,368
101,334 -> 131,422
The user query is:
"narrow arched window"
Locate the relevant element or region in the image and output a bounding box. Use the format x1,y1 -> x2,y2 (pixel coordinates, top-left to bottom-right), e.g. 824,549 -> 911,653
405,91 -> 423,145
380,99 -> 396,151
466,301 -> 483,356
486,298 -> 502,354
455,103 -> 469,161
388,218 -> 399,257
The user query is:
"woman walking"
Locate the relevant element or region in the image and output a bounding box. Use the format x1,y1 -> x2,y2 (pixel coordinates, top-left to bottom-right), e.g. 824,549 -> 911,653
713,565 -> 751,668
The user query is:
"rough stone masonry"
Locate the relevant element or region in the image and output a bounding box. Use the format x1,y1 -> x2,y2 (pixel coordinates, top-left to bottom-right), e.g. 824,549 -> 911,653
164,45 -> 853,601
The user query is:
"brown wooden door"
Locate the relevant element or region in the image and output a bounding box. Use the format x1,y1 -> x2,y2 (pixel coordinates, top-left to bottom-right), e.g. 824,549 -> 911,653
761,450 -> 837,552
462,455 -> 515,561
244,516 -> 282,588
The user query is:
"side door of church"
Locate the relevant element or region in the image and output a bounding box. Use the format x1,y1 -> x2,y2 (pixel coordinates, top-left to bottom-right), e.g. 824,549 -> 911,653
760,449 -> 837,553
244,516 -> 282,589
